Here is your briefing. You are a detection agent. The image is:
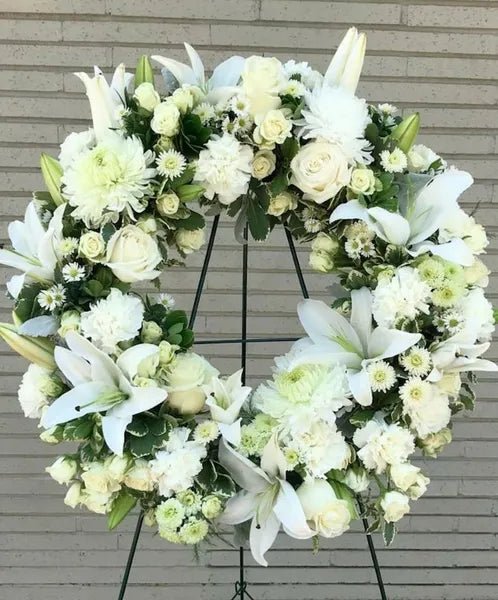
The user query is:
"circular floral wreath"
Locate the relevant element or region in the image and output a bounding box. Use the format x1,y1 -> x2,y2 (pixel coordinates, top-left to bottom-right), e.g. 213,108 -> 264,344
1,28 -> 496,566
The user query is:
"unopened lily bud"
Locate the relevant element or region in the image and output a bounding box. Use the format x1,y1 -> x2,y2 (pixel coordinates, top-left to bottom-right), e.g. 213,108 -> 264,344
392,113 -> 420,153
0,323 -> 56,369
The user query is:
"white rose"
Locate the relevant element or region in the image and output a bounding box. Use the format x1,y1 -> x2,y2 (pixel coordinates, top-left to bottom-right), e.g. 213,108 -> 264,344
167,353 -> 219,415
171,87 -> 196,113
79,231 -> 105,261
151,101 -> 181,137
81,461 -> 121,494
297,479 -> 351,538
309,250 -> 334,273
176,228 -> 205,255
253,109 -> 292,147
290,142 -> 350,204
464,258 -> 490,287
241,56 -> 286,118
201,495 -> 223,519
158,340 -> 177,366
81,490 -> 113,514
124,460 -> 155,492
343,466 -> 370,493
436,372 -> 461,398
465,220 -> 488,254
141,321 -> 163,344
251,150 -> 276,180
134,82 -> 161,112
408,144 -> 439,172
380,491 -> 410,523
267,191 -> 297,217
311,232 -> 339,254
106,455 -> 130,482
408,472 -> 430,500
157,192 -> 180,216
390,463 -> 420,492
137,215 -> 158,234
46,456 -> 78,485
418,428 -> 452,457
64,482 -> 83,508
349,168 -> 376,195
106,225 -> 162,283
58,310 -> 81,338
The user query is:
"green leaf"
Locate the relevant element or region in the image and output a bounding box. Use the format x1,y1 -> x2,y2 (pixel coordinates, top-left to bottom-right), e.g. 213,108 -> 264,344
179,114 -> 212,157
164,310 -> 188,330
40,153 -> 65,206
367,518 -> 381,534
167,333 -> 183,345
168,322 -> 184,335
226,196 -> 244,218
281,137 -> 299,163
458,383 -> 476,411
169,165 -> 195,189
82,280 -> 104,298
269,171 -> 289,196
179,210 -> 205,231
180,329 -> 195,349
349,409 -> 376,427
126,417 -> 149,438
197,459 -> 217,490
247,189 -> 270,241
108,492 -> 137,530
101,223 -> 116,243
135,55 -> 154,86
14,283 -> 44,321
383,521 -> 396,546
129,433 -> 155,458
214,473 -> 236,497
63,417 -> 94,441
177,184 -> 205,202
145,416 -> 169,437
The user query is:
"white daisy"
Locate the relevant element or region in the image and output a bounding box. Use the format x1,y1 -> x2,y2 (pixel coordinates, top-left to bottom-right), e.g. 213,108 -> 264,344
193,102 -> 216,124
400,348 -> 431,377
156,150 -> 187,180
442,310 -> 465,334
366,361 -> 396,392
282,79 -> 306,98
380,148 -> 407,173
193,420 -> 219,444
58,237 -> 79,257
230,94 -> 251,116
159,293 -> 176,310
37,284 -> 66,311
62,262 -> 86,283
399,377 -> 432,405
304,218 -> 324,233
378,103 -> 397,115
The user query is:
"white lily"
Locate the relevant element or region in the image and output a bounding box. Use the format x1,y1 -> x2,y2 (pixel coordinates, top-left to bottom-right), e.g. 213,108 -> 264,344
41,332 -> 166,456
428,339 -> 497,382
152,44 -> 245,105
202,369 -> 251,445
330,169 -> 474,266
219,437 -> 314,567
0,202 -> 65,298
324,27 -> 367,94
294,288 -> 421,406
75,64 -> 132,141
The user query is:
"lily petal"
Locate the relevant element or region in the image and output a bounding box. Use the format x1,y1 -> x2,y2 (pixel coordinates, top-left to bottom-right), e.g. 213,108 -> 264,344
107,386 -> 166,420
368,327 -> 421,361
210,55 -> 245,88
219,491 -> 257,525
274,480 -> 315,540
219,439 -> 271,493
184,43 -> 205,86
54,346 -> 92,386
367,207 -> 411,246
101,414 -> 131,456
41,381 -> 109,428
410,239 -> 473,266
249,511 -> 280,567
151,55 -> 196,86
218,419 -> 241,446
116,344 -> 160,381
347,369 -> 372,406
350,288 -> 373,355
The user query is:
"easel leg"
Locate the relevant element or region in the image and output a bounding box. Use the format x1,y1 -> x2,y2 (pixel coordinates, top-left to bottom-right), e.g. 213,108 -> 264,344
117,511 -> 144,600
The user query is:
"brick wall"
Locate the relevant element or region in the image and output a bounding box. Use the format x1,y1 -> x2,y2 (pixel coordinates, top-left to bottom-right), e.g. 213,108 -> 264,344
1,1 -> 497,599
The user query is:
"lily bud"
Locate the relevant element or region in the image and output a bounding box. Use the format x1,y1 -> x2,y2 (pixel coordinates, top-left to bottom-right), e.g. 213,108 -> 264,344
324,27 -> 367,94
40,153 -> 65,207
135,55 -> 154,87
177,184 -> 205,202
0,322 -> 56,369
392,113 -> 420,153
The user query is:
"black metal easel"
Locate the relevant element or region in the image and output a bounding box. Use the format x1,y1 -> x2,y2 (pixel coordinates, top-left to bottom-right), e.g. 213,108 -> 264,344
117,215 -> 388,600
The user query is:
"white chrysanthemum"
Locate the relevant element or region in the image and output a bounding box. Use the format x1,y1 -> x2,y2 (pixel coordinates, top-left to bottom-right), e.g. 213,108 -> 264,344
18,363 -> 51,419
194,134 -> 253,206
194,420 -> 219,444
372,266 -> 431,328
80,288 -> 144,353
400,348 -> 431,377
441,310 -> 465,335
62,262 -> 86,282
37,284 -> 66,311
156,150 -> 186,180
284,60 -> 323,89
179,518 -> 209,544
299,85 -> 371,163
229,94 -> 251,116
158,293 -> 176,310
58,237 -> 79,258
62,131 -> 156,227
380,148 -> 407,173
400,378 -> 451,437
377,103 -> 397,115
282,79 -> 306,98
150,427 -> 207,497
354,419 -> 415,474
156,498 -> 185,530
366,361 -> 396,392
59,129 -> 96,170
193,102 -> 216,123
455,287 -> 495,343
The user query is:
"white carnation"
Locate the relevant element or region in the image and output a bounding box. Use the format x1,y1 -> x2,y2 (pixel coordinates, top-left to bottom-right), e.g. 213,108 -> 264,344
381,491 -> 410,523
194,134 -> 253,205
62,131 -> 156,227
18,363 -> 51,419
400,378 -> 451,437
455,288 -> 495,343
372,266 -> 431,328
408,144 -> 440,172
59,129 -> 96,170
80,288 -> 144,353
298,85 -> 371,163
439,208 -> 488,255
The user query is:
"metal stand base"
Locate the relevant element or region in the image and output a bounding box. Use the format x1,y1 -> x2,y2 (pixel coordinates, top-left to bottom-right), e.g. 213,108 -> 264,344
117,216 -> 388,600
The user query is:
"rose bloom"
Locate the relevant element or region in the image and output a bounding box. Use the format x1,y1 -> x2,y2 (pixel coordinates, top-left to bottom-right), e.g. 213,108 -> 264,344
251,150 -> 276,180
241,55 -> 286,118
134,82 -> 161,112
349,167 -> 376,195
151,101 -> 181,137
253,109 -> 292,147
290,142 -> 350,204
157,191 -> 180,216
267,191 -> 297,217
176,228 -> 205,255
297,479 -> 351,537
105,225 -> 162,283
79,231 -> 105,261
167,353 -> 219,415
381,491 -> 410,523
